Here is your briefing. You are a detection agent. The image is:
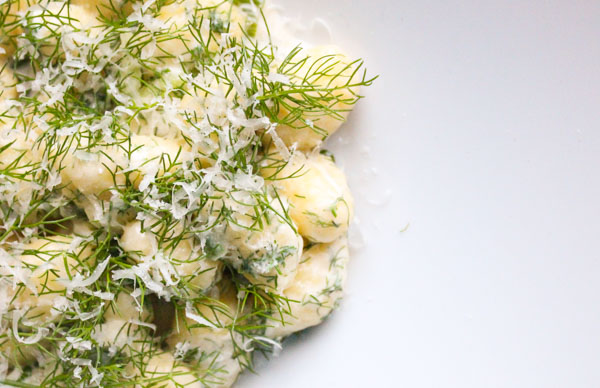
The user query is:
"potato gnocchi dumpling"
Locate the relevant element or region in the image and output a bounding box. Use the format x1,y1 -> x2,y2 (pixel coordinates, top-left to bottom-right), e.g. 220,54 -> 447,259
92,292 -> 154,351
120,220 -> 221,295
13,235 -> 96,322
267,236 -> 349,338
25,2 -> 101,57
61,134 -> 189,197
264,151 -> 354,243
155,0 -> 250,59
167,288 -> 243,387
218,195 -> 303,292
138,352 -> 203,388
0,0 -> 373,386
273,45 -> 363,151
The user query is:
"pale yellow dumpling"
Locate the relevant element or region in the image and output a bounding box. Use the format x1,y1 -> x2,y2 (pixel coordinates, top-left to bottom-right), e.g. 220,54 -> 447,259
14,235 -> 95,322
120,221 -> 221,294
273,45 -> 361,150
138,352 -> 202,388
267,236 -> 349,338
25,2 -> 100,57
104,292 -> 151,322
167,288 -> 242,388
0,126 -> 38,179
61,134 -> 189,197
265,152 -> 354,243
60,147 -> 124,197
154,0 -> 248,59
222,196 -> 303,292
92,294 -> 153,350
93,317 -> 138,349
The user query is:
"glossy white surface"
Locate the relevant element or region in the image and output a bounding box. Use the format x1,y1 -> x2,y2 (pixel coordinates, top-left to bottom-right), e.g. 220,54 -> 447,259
239,1 -> 600,387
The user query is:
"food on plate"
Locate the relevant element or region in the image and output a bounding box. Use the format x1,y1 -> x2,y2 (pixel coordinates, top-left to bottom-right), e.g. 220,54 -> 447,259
0,0 -> 374,386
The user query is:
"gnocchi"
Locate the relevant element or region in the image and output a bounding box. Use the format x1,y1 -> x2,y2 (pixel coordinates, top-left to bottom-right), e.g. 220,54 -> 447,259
264,151 -> 354,243
273,45 -> 362,150
0,0 -> 373,386
267,237 -> 349,338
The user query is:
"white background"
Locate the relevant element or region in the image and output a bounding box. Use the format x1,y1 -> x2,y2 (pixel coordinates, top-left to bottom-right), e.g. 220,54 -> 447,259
239,1 -> 600,387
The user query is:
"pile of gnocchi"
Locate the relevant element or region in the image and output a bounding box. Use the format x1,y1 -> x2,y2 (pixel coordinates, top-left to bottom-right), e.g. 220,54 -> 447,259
0,0 -> 372,386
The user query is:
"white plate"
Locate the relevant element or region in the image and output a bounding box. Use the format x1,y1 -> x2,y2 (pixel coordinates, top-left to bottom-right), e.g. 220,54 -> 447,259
239,1 -> 600,387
